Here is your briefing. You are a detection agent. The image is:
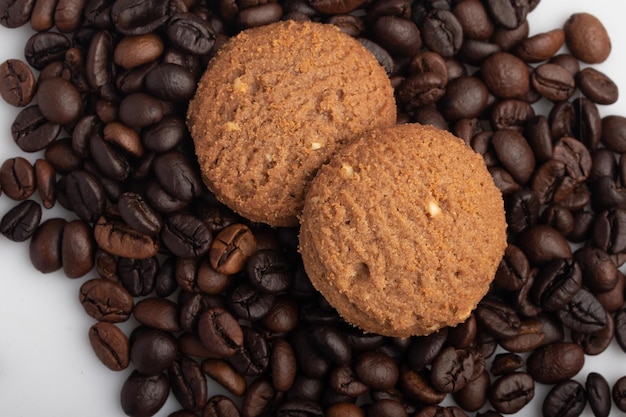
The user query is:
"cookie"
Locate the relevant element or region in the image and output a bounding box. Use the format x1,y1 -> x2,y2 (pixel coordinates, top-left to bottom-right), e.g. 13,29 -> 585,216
299,123 -> 507,337
187,21 -> 396,227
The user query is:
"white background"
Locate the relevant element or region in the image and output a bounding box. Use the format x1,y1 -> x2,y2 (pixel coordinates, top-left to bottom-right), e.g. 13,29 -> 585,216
1,1 -> 626,416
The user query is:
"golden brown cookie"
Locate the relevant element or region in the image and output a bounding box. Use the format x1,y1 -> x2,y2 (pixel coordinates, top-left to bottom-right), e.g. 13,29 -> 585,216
299,123 -> 507,337
187,21 -> 396,227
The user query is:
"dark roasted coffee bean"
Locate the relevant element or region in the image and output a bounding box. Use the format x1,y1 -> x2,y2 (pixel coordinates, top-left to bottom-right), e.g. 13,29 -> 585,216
145,179 -> 189,213
209,223 -> 256,275
0,59 -> 36,107
29,218 -> 66,273
484,0 -> 528,29
89,133 -> 131,181
120,370 -> 169,417
420,9 -> 462,58
517,224 -> 572,266
596,271 -> 626,313
326,402 -> 364,417
118,192 -> 162,236
11,105 -> 61,152
198,306 -> 243,357
397,72 -> 446,110
167,12 -> 216,55
453,369 -> 489,412
161,212 -> 212,258
79,278 -> 133,322
429,347 -> 475,393
474,298 -> 521,339
111,0 -> 170,35
614,376 -> 626,412
601,115 -> 626,152
64,169 -> 105,222
260,295 -> 299,334
489,372 -> 534,414
0,156 -> 35,201
372,15 -> 421,57
558,288 -> 607,333
85,30 -> 117,101
203,395 -> 241,417
504,189 -> 540,234
572,311 -> 614,355
586,372 -> 611,417
576,67 -> 618,105
310,323 -> 351,365
291,328 -> 330,379
327,14 -> 364,37
45,138 -> 82,175
446,315 -> 477,348
533,258 -> 581,311
525,115 -> 553,161
438,75 -> 489,120
62,219 -> 95,278
134,297 -> 180,333
490,99 -> 534,131
169,355 -> 208,412
531,63 -> 575,101
24,31 -> 70,70
141,116 -> 185,153
88,321 -> 129,371
357,38 -> 394,74
329,364 -> 367,397
117,256 -> 157,296
229,282 -> 274,321
36,76 -> 82,125
452,0 -> 493,40
399,367 -> 446,405
575,246 -> 618,292
153,150 -> 202,201
114,33 -> 164,69
573,97 -> 601,150
130,326 -> 178,375
365,399 -> 407,417
202,358 -> 247,397
246,249 -> 292,293
490,353 -> 524,376
237,3 -> 283,29
543,380 -> 586,417
119,92 -> 164,128
0,0 -> 35,28
241,377 -> 279,417
145,63 -> 196,103
270,338 -> 297,392
0,199 -> 41,242
527,342 -> 584,384
491,129 -> 535,184
103,122 -> 143,158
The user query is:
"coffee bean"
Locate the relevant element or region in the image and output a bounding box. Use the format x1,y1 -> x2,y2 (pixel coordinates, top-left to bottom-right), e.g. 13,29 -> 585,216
490,99 -> 535,131
64,169 -> 106,222
198,307 -> 243,357
209,223 -> 256,275
29,217 -> 66,273
145,63 -> 196,102
153,150 -> 202,201
227,326 -> 270,377
517,224 -> 572,266
558,288 -> 607,333
474,298 -> 521,339
203,395 -> 241,417
111,0 -> 170,36
309,0 -> 365,14
62,219 -> 95,278
481,52 -> 529,99
120,370 -> 169,417
241,377 -> 279,417
532,258 -> 582,311
397,72 -> 446,110
88,322 -> 130,371
94,215 -> 160,260
161,212 -> 212,259
245,249 -> 292,293
45,138 -> 82,174
420,9 -> 463,58
574,246 -> 618,292
36,76 -> 82,125
0,59 -> 36,106
531,63 -> 575,101
489,372 -> 534,414
573,97 -> 602,150
584,373 -> 611,417
429,347 -> 476,393
11,105 -> 61,152
491,129 -> 535,184
118,191 -> 162,236
114,33 -> 164,69
79,278 -> 134,322
543,380 -> 586,417
117,256 -> 158,296
571,311 -> 614,355
438,75 -> 489,120
133,297 -> 180,332
229,282 -> 275,321
119,92 -> 164,128
0,199 -> 41,242
527,342 -> 584,384
0,156 -> 35,201
490,353 -> 524,376
601,115 -> 626,152
0,0 -> 35,28
24,31 -> 71,70
576,67 -> 618,105
515,29 -> 565,63
169,355 -> 208,412
202,358 -> 247,396
484,0 -> 528,29
371,16 -> 421,57
564,12 -> 611,63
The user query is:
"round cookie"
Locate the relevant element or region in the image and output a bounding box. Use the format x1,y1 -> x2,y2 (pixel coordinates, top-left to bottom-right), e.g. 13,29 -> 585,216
299,123 -> 507,337
187,21 -> 396,227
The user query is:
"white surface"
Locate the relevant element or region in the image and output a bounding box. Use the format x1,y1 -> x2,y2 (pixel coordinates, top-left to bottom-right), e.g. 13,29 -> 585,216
1,1 -> 626,416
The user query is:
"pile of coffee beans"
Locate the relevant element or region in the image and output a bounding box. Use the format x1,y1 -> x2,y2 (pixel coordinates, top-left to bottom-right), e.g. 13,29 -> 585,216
1,0 -> 626,416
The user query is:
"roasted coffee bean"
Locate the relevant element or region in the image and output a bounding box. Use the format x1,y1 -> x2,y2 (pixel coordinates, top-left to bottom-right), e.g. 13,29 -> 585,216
34,159 -> 55,209
203,395 -> 241,417
429,347 -> 475,393
133,297 -> 180,333
94,215 -> 160,259
310,323 -> 351,365
36,76 -> 82,125
515,29 -> 565,63
153,150 -> 202,202
329,364 -> 368,397
364,399 -> 407,417
237,3 -> 284,29
491,18 -> 529,51
564,12 -> 611,64
453,370 -> 489,412
117,256 -> 157,296
64,169 -> 105,222
178,293 -> 223,334
481,52 -> 529,99
79,278 -> 133,322
591,176 -> 626,211
161,212 -> 212,259
474,298 -> 521,339
573,97 -> 601,150
111,0 -> 170,35
145,179 -> 189,213
0,199 -> 41,242
0,156 -> 35,201
198,307 -> 243,357
397,72 -> 446,110
45,138 -> 82,175
438,75 -> 489,120
241,377 -> 279,417
576,67 -> 618,105
11,105 -> 61,152
202,358 -> 247,396
498,318 -> 545,353
357,38 -> 394,74
229,282 -> 275,321
601,115 -> 626,152
446,315 -> 477,348
0,59 -> 36,107
29,217 -> 66,273
558,288 -> 607,333
62,219 -> 95,278
117,192 -> 162,236
527,342 -> 584,384
484,0 -> 528,29
371,15 -> 421,57
119,92 -> 164,128
120,370 -> 169,417
574,246 -> 618,292
542,380 -> 586,417
489,372 -> 534,414
572,311 -> 614,355
532,258 -> 582,311
531,63 -> 575,101
130,325 -> 178,375
246,249 -> 292,293
490,99 -> 535,131
0,0 -> 35,28
420,9 -> 463,58
399,367 -> 446,405
24,31 -> 70,70
88,322 -> 130,371
504,189 -> 540,234
102,122 -> 143,158
309,0 -> 364,14
209,223 -> 256,275
85,30 -> 117,101
586,372 -> 611,417
491,129 -> 535,184
525,115 -> 553,161
452,0 -> 493,41
490,353 -> 524,376
141,116 -> 185,153
167,12 -> 216,55
517,224 -> 572,266
260,295 -> 299,334
169,355 -> 208,412
145,62 -> 196,103
326,402 -> 365,417
614,376 -> 626,412
114,33 -> 164,69
291,328 -> 331,379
